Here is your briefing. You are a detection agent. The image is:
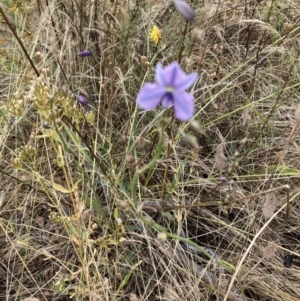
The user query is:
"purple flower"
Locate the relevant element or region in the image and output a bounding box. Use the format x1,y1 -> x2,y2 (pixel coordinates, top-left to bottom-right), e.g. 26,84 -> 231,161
137,62 -> 197,121
77,50 -> 92,57
76,94 -> 88,106
174,0 -> 196,20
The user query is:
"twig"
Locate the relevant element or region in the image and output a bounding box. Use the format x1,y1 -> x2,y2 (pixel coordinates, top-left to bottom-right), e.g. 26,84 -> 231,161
0,5 -> 39,76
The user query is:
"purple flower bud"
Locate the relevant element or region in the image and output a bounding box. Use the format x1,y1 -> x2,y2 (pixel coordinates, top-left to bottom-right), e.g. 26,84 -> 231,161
77,50 -> 92,58
76,94 -> 88,106
174,0 -> 196,20
220,176 -> 228,182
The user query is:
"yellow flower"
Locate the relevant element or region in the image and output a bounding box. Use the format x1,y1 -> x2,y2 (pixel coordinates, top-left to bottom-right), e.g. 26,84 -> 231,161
150,25 -> 162,46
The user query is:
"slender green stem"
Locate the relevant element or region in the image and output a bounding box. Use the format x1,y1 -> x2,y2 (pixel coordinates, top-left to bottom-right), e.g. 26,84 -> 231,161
131,128 -> 164,206
177,20 -> 189,63
139,213 -> 235,272
160,113 -> 173,200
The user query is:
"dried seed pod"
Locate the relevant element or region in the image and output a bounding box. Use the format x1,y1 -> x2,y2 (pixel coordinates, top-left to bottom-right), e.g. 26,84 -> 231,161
263,193 -> 276,220
216,144 -> 227,170
263,242 -> 277,259
157,232 -> 167,243
295,103 -> 300,122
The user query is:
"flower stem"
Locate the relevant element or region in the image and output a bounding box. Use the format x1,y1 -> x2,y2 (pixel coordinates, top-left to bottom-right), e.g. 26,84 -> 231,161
131,127 -> 165,206
177,20 -> 189,63
160,113 -> 174,200
138,213 -> 235,272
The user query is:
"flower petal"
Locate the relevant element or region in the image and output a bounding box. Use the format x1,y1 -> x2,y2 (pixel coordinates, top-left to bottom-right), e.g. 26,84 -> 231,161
158,62 -> 197,90
172,91 -> 194,121
174,0 -> 196,21
155,63 -> 165,86
174,72 -> 198,90
137,83 -> 166,110
156,62 -> 198,91
161,92 -> 173,108
156,62 -> 181,86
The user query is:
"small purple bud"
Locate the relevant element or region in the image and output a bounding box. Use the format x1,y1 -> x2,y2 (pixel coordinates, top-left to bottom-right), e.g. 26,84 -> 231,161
76,94 -> 88,106
220,176 -> 228,183
77,50 -> 92,58
174,0 -> 196,21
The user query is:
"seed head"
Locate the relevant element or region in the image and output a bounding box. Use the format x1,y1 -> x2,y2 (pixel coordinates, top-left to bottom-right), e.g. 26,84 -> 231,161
263,242 -> 277,259
157,232 -> 167,243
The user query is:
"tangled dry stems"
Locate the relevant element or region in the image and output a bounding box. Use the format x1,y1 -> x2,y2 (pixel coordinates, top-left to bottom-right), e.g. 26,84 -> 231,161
1,0 -> 300,300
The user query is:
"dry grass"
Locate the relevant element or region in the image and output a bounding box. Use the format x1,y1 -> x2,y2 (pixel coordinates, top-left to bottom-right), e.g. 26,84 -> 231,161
1,0 -> 300,300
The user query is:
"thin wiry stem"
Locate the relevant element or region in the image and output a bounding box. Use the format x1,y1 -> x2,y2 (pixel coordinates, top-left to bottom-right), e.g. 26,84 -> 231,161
0,5 -> 40,77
